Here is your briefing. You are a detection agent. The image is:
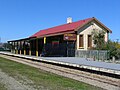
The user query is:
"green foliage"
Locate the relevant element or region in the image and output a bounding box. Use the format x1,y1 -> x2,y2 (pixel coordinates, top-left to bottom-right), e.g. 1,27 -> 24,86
92,30 -> 120,59
0,47 -> 4,51
92,30 -> 105,50
0,83 -> 7,90
105,40 -> 120,59
3,43 -> 11,50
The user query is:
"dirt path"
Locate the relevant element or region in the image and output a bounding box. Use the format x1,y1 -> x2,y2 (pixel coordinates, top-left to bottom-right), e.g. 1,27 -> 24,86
0,69 -> 36,90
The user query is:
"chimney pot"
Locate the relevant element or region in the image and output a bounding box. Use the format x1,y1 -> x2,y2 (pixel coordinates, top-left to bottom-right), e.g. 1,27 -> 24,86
67,17 -> 72,24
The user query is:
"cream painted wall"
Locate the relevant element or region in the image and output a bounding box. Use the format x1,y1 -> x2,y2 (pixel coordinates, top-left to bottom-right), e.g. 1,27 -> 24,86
76,21 -> 109,50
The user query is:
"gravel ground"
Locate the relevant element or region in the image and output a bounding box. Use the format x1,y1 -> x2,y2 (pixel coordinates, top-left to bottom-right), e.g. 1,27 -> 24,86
0,69 -> 37,90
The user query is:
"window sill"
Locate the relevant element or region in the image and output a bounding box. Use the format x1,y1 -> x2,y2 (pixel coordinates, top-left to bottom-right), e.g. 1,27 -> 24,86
79,47 -> 84,49
87,47 -> 91,48
87,47 -> 92,49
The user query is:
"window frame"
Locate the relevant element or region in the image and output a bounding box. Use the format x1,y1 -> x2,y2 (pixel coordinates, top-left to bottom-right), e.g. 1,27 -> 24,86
87,34 -> 92,48
79,34 -> 84,48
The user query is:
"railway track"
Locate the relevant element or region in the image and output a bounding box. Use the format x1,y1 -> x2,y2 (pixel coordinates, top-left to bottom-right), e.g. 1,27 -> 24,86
0,54 -> 120,90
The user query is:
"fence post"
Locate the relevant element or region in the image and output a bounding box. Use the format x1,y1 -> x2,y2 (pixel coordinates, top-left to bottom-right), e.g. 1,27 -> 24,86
98,50 -> 99,61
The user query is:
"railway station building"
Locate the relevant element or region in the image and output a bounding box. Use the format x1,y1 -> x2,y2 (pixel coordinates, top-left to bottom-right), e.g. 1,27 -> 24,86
8,17 -> 112,57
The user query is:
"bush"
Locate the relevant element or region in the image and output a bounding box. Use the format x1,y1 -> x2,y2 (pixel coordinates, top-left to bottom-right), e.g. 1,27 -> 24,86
105,40 -> 120,59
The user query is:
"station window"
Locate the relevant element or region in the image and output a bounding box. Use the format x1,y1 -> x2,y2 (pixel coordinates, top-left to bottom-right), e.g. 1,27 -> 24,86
79,35 -> 83,48
88,35 -> 92,48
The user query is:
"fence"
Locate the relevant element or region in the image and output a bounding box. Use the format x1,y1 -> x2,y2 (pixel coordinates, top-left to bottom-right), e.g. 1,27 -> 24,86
75,50 -> 109,60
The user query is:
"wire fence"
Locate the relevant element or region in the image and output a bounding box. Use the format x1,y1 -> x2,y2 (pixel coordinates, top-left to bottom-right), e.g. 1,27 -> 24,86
75,50 -> 109,60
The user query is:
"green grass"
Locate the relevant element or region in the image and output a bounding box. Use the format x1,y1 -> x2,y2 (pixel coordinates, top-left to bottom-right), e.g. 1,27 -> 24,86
0,83 -> 7,90
0,56 -> 103,90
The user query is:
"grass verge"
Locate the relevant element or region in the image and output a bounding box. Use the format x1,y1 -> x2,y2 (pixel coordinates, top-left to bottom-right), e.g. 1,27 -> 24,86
0,83 -> 7,90
0,56 -> 103,90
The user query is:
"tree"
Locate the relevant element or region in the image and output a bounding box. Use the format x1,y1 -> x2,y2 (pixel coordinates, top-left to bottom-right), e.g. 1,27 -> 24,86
91,29 -> 120,59
3,43 -> 11,50
92,30 -> 105,50
105,40 -> 120,59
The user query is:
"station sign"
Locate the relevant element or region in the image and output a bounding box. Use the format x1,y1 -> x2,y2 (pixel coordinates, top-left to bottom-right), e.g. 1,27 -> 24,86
63,34 -> 76,41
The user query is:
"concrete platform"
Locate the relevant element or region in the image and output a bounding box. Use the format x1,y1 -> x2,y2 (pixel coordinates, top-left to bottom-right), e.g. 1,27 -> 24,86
0,52 -> 120,75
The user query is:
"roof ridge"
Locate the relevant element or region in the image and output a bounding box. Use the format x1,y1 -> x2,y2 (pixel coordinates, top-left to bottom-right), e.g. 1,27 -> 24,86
30,17 -> 93,38
35,17 -> 93,32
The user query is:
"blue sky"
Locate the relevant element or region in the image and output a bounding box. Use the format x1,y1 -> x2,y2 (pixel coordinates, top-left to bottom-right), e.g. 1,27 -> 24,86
0,0 -> 120,42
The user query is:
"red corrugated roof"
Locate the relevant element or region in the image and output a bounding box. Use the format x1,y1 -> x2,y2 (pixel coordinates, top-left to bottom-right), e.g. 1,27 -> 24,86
30,18 -> 93,38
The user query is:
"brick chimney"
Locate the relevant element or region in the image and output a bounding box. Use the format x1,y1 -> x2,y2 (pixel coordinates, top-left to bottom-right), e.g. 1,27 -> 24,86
67,17 -> 72,24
